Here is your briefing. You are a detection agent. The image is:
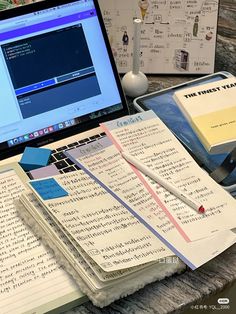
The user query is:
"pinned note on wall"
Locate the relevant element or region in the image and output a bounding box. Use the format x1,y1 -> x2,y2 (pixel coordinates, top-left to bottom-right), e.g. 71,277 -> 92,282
30,178 -> 68,200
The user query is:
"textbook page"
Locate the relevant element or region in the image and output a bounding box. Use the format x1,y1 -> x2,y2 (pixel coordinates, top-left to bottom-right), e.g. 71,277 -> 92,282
20,190 -> 185,309
67,136 -> 236,270
0,164 -> 83,314
20,191 -> 152,290
28,171 -> 172,272
101,111 -> 236,240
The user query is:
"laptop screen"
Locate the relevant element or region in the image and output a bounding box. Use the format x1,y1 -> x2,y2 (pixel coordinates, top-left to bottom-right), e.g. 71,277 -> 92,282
0,0 -> 128,157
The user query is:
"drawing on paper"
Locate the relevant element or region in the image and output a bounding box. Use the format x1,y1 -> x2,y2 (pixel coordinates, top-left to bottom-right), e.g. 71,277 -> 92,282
98,0 -> 219,74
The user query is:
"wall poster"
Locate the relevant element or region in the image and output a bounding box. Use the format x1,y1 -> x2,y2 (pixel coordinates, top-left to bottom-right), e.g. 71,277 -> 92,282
98,0 -> 219,74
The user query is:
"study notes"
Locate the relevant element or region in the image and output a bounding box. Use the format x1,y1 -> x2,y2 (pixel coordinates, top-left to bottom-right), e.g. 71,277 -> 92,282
67,136 -> 236,269
65,111 -> 236,269
27,171 -> 172,271
24,171 -> 184,307
100,111 -> 236,239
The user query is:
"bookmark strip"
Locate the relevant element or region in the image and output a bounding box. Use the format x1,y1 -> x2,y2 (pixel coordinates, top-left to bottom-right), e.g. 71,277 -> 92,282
66,150 -> 196,270
100,123 -> 191,243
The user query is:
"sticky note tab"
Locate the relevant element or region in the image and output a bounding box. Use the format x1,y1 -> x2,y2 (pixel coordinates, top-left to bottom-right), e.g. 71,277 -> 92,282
30,178 -> 68,200
29,164 -> 60,179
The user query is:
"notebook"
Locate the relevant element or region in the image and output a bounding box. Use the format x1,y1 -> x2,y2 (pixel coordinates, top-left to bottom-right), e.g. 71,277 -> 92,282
0,0 -> 129,168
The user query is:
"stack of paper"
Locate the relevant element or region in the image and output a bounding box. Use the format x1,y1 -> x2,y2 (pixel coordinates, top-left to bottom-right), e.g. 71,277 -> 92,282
19,172 -> 184,307
20,111 -> 236,307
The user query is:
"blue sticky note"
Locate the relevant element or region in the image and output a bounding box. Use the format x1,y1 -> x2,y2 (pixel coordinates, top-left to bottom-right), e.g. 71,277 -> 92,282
30,178 -> 68,200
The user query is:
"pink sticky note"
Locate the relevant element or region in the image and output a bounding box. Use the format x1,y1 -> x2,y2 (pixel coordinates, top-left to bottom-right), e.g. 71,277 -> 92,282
29,164 -> 60,179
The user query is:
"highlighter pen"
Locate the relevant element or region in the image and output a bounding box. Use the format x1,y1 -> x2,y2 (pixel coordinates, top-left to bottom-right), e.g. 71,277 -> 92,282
122,151 -> 205,213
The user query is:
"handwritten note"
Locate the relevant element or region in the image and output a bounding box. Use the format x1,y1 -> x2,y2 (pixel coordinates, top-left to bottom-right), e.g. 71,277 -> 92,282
20,191 -> 129,288
19,189 -> 189,308
66,120 -> 236,269
30,178 -> 68,200
29,171 -> 172,272
101,111 -> 236,240
0,169 -> 78,314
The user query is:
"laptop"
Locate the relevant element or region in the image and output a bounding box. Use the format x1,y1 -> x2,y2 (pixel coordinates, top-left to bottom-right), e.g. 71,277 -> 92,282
0,0 -> 129,170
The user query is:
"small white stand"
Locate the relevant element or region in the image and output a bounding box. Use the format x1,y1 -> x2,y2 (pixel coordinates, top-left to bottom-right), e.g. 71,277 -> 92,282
122,19 -> 148,98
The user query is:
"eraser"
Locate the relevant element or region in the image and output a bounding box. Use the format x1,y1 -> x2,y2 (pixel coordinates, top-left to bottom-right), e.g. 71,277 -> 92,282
20,147 -> 52,171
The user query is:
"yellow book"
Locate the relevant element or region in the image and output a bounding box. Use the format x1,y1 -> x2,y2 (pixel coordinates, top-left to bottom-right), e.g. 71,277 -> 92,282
173,77 -> 236,154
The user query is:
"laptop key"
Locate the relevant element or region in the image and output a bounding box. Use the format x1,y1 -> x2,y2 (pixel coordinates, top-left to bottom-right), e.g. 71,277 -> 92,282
79,138 -> 89,144
89,135 -> 101,140
75,164 -> 81,170
54,160 -> 68,169
49,156 -> 56,163
63,166 -> 76,173
57,146 -> 68,152
65,158 -> 74,166
54,152 -> 66,160
68,142 -> 78,148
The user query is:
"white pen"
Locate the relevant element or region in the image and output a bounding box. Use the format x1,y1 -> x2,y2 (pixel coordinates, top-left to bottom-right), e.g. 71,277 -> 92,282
121,151 -> 205,213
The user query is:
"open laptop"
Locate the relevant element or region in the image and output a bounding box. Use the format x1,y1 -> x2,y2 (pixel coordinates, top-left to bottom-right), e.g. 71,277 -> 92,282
0,0 -> 129,170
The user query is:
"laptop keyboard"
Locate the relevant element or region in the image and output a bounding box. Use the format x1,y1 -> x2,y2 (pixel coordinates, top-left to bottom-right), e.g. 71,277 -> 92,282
49,132 -> 106,174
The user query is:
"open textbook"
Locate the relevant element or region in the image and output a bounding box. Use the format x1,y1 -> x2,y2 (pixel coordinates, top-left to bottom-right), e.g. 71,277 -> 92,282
20,111 -> 236,307
0,163 -> 85,314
